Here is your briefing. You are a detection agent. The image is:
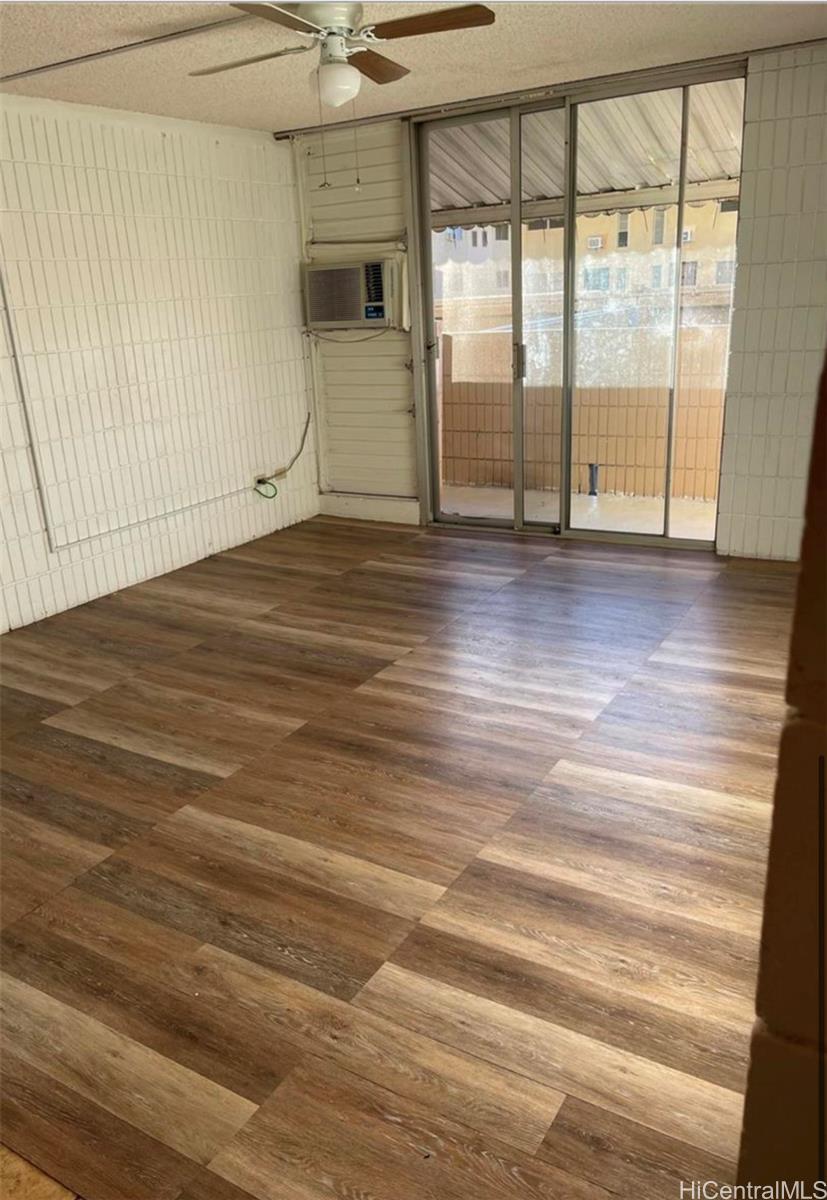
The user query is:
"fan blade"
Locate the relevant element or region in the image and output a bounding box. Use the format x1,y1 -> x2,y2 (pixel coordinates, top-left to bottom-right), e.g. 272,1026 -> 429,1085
231,3 -> 325,35
369,4 -> 494,40
190,44 -> 311,76
353,49 -> 410,84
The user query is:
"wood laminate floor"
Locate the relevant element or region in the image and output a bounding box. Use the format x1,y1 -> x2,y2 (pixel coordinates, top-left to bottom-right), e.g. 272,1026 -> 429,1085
0,518 -> 796,1200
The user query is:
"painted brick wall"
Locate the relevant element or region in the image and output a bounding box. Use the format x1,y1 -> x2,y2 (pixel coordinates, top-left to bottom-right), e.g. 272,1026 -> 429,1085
718,42 -> 827,559
0,95 -> 318,631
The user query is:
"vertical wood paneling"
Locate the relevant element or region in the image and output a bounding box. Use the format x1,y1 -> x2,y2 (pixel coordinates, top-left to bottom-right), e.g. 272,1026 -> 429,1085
296,122 -> 417,499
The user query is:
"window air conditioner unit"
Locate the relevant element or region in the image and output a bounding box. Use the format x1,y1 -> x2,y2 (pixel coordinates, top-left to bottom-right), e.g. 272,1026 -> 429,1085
587,235 -> 604,250
682,228 -> 695,243
303,260 -> 397,329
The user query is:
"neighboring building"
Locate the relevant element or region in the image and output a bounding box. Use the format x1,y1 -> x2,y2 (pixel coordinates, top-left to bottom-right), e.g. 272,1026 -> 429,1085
432,199 -> 738,338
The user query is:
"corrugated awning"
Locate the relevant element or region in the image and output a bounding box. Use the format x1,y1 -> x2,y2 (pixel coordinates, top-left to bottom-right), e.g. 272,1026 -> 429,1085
428,78 -> 744,216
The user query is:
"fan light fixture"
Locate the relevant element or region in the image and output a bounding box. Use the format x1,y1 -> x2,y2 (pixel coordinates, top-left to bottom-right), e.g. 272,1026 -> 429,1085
184,4 -> 496,109
317,59 -> 362,107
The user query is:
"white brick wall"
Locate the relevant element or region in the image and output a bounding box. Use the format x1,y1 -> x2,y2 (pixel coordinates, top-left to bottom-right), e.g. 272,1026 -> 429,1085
718,42 -> 827,560
0,95 -> 319,631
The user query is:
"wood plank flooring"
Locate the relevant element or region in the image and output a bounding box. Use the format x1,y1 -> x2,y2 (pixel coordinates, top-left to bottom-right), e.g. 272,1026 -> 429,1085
1,1147 -> 75,1200
0,517 -> 796,1200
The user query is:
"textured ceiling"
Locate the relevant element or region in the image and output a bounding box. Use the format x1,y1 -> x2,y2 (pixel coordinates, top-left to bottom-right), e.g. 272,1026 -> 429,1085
0,2 -> 825,134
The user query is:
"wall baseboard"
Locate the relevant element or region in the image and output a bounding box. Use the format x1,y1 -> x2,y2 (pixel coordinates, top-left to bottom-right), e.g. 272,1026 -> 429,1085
318,493 -> 422,525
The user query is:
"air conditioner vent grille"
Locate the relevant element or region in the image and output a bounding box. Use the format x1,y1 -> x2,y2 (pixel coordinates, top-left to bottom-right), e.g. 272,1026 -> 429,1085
364,261 -> 385,304
303,259 -> 393,329
307,266 -> 362,324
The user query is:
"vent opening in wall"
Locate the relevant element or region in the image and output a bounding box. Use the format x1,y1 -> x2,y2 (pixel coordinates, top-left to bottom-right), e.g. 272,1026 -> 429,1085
304,260 -> 395,329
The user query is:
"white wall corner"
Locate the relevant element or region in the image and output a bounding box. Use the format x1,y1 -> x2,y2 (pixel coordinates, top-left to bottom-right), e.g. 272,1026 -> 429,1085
0,93 -> 320,628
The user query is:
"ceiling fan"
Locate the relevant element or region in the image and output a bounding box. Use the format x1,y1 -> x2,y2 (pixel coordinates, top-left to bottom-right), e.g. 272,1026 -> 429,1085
190,3 -> 496,108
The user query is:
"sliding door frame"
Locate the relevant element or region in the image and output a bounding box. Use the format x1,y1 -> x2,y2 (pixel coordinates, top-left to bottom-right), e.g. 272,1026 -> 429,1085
412,57 -> 745,545
509,105 -> 525,530
418,106 -> 521,530
663,86 -> 692,540
560,95 -> 577,537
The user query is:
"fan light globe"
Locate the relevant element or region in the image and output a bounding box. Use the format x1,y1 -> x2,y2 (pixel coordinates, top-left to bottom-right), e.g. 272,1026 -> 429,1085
317,61 -> 362,107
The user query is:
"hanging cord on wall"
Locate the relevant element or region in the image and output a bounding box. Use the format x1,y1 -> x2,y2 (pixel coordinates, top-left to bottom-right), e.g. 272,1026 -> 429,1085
253,411 -> 312,499
351,99 -> 361,192
316,73 -> 331,190
308,328 -> 392,344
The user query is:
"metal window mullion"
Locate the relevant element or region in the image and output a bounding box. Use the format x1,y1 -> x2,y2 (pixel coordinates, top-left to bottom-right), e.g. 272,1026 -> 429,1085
560,97 -> 577,534
430,177 -> 739,231
510,106 -> 525,530
664,85 -> 690,538
417,124 -> 443,522
402,120 -> 433,525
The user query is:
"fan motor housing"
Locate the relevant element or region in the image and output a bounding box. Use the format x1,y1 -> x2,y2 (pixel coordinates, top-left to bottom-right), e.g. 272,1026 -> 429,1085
297,2 -> 364,32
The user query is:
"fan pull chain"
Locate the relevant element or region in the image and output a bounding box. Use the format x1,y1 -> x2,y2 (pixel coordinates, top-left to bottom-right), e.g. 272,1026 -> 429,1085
316,73 -> 331,189
351,101 -> 362,192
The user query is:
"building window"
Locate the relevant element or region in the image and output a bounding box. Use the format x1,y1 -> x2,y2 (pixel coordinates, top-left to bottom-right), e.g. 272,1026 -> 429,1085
681,260 -> 698,287
472,230 -> 478,247
495,225 -> 509,241
615,267 -> 628,291
716,259 -> 735,285
447,227 -> 464,244
496,269 -> 510,289
651,264 -> 663,289
471,229 -> 488,248
652,209 -> 665,245
617,212 -> 629,248
583,267 -> 610,291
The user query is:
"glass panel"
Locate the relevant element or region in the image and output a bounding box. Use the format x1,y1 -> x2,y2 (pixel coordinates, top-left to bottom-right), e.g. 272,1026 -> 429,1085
521,108 -> 566,203
429,116 -> 511,212
570,88 -> 683,534
521,108 -> 566,523
669,78 -> 744,540
428,117 -> 513,521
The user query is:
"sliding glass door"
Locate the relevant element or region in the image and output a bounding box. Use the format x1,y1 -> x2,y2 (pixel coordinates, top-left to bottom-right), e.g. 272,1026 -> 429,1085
521,109 -> 566,525
420,70 -> 744,542
569,87 -> 682,535
425,113 -> 514,522
669,79 -> 742,540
